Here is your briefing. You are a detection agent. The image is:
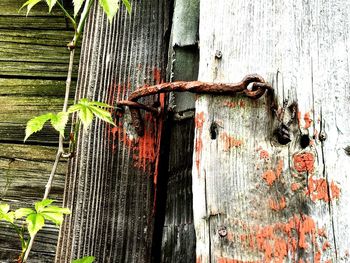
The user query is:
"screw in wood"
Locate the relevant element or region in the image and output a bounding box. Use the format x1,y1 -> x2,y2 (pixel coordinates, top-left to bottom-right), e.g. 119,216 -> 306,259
218,226 -> 227,237
215,50 -> 222,59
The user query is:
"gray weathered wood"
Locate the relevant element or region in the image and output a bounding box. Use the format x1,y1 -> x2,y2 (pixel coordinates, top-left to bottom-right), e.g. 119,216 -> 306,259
0,1 -> 75,261
56,1 -> 171,262
193,0 -> 350,262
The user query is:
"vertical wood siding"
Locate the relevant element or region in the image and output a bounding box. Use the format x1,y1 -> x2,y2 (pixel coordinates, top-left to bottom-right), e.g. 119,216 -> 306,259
56,1 -> 172,262
193,0 -> 350,262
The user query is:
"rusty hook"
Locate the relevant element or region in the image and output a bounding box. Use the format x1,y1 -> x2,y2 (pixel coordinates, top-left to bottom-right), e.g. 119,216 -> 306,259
117,74 -> 272,136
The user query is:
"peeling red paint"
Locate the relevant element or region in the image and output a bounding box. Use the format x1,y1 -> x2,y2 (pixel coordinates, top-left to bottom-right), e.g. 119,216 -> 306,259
322,241 -> 331,251
276,159 -> 283,178
221,132 -> 243,151
259,150 -> 269,159
306,177 -> 341,202
304,112 -> 312,129
217,258 -> 260,263
262,170 -> 276,186
269,196 -> 286,211
293,152 -> 314,173
223,99 -> 246,108
232,214 -> 330,262
195,112 -> 205,177
291,183 -> 301,191
330,181 -> 341,199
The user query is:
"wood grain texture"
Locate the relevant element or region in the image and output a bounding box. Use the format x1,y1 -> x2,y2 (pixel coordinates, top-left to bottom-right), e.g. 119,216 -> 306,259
56,1 -> 171,262
0,144 -> 66,262
0,1 -> 75,261
193,0 -> 350,262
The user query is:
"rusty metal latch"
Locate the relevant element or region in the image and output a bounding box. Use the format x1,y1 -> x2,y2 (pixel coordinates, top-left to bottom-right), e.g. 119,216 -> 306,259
116,74 -> 273,136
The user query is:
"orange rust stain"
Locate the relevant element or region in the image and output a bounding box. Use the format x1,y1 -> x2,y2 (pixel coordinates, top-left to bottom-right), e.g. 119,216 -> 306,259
293,152 -> 314,173
304,112 -> 312,129
291,183 -> 301,191
269,196 -> 286,211
262,170 -> 276,186
220,132 -> 243,151
217,258 -> 261,263
297,111 -> 301,126
195,112 -> 205,177
259,150 -> 269,159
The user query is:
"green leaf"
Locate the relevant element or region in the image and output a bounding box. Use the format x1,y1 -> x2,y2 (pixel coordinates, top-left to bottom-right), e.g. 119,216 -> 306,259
45,0 -> 57,12
35,199 -> 55,212
68,99 -> 115,129
121,0 -> 131,14
0,204 -> 10,214
89,106 -> 115,126
72,256 -> 95,263
0,204 -> 15,223
15,208 -> 35,219
68,104 -> 83,113
26,213 -> 45,237
41,205 -> 70,225
73,0 -> 85,16
20,0 -> 42,15
89,101 -> 113,108
24,113 -> 53,142
99,0 -> 120,21
50,112 -> 69,138
79,106 -> 94,128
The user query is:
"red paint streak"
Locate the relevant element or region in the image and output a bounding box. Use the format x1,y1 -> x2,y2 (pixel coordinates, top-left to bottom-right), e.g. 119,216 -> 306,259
262,170 -> 276,186
269,196 -> 286,211
220,132 -> 243,151
306,177 -> 340,202
293,152 -> 314,173
153,67 -> 162,84
195,112 -> 205,177
304,112 -> 312,129
134,114 -> 157,172
217,258 -> 260,263
291,183 -> 301,191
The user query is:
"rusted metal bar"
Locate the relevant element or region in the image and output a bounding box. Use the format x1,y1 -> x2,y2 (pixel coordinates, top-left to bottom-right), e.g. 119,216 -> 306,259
117,74 -> 272,136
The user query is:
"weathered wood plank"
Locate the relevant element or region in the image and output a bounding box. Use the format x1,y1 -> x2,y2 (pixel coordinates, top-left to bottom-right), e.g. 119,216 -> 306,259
0,1 -> 69,16
193,0 -> 350,262
56,1 -> 171,262
160,118 -> 196,263
0,144 -> 66,262
0,78 -> 75,97
0,0 -> 76,261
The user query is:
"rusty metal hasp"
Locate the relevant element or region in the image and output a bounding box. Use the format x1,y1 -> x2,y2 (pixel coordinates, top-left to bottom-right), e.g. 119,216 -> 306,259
116,74 -> 273,136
